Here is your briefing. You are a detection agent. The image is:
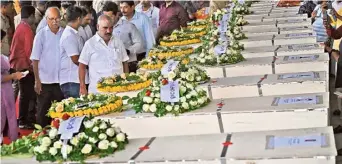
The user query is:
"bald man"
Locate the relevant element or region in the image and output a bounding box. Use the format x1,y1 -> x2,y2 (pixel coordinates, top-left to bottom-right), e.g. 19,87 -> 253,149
78,15 -> 129,95
30,7 -> 64,127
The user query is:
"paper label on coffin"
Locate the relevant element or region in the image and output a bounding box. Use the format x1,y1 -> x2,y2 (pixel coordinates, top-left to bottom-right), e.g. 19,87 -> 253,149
283,55 -> 319,61
285,19 -> 307,23
287,44 -> 319,50
161,60 -> 179,75
278,72 -> 315,80
285,33 -> 313,38
161,80 -> 180,103
278,96 -> 318,105
58,116 -> 85,139
266,134 -> 328,149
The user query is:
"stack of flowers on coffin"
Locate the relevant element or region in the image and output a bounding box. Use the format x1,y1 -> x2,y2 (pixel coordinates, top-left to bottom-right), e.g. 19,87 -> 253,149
97,72 -> 151,93
129,61 -> 210,117
48,94 -> 123,119
159,26 -> 208,47
195,8 -> 245,66
232,0 -> 251,15
187,19 -> 208,29
148,46 -> 194,59
1,117 -> 129,163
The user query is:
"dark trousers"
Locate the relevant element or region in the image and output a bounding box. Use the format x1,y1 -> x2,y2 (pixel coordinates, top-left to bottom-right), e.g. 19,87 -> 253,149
128,52 -> 146,73
60,82 -> 80,98
37,84 -> 64,127
18,72 -> 37,126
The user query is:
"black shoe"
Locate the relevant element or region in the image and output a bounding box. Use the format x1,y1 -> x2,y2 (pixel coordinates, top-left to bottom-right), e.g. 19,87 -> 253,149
333,110 -> 341,116
18,124 -> 26,129
338,149 -> 342,156
24,124 -> 35,130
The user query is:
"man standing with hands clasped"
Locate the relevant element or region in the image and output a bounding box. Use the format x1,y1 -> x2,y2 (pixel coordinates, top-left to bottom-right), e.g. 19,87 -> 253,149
78,15 -> 129,95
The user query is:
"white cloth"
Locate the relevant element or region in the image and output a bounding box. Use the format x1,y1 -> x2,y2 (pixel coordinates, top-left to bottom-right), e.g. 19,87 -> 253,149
113,19 -> 144,62
135,3 -> 160,36
79,33 -> 129,93
78,25 -> 93,44
59,26 -> 89,85
30,26 -> 64,84
14,14 -> 21,29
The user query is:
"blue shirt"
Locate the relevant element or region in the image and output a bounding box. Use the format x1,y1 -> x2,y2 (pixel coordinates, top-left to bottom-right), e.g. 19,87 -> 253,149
121,11 -> 156,55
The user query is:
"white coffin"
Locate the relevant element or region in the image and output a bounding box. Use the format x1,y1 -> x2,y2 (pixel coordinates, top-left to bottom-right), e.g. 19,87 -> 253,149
250,6 -> 299,12
201,71 -> 327,99
245,13 -> 306,21
85,127 -> 336,164
242,43 -> 324,58
252,9 -> 299,15
244,26 -> 313,37
241,32 -> 316,48
97,92 -> 329,139
243,19 -> 310,31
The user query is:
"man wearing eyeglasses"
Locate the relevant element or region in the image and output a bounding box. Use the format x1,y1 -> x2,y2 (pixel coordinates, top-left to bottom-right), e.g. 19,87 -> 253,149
30,7 -> 64,127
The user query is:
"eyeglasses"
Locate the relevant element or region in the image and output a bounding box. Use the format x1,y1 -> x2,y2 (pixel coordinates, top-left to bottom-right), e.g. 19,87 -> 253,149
47,17 -> 61,22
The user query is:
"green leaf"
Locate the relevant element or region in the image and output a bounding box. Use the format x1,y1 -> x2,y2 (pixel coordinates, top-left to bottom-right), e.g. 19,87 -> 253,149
34,124 -> 42,130
122,96 -> 130,100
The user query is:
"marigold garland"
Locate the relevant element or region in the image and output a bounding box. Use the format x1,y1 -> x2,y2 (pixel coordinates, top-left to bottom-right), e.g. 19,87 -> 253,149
149,48 -> 194,59
160,38 -> 201,47
97,79 -> 152,93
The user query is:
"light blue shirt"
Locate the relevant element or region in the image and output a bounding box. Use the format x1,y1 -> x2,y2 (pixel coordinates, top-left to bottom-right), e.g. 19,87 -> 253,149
59,26 -> 89,85
135,3 -> 160,36
30,26 -> 64,84
36,18 -> 47,34
121,11 -> 155,55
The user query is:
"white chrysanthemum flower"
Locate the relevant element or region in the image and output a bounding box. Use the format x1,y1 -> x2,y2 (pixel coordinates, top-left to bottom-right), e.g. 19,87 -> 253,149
70,137 -> 79,146
49,147 -> 58,156
186,83 -> 193,89
196,76 -> 202,81
199,53 -> 205,58
174,105 -> 180,111
99,122 -> 107,129
114,127 -> 122,133
155,93 -> 160,98
92,126 -> 99,132
190,101 -> 198,106
197,98 -> 205,104
98,133 -> 107,140
168,71 -> 176,80
98,140 -> 110,150
143,96 -> 153,103
116,133 -> 126,142
180,86 -> 187,94
186,94 -> 192,99
150,104 -> 157,112
106,128 -> 115,137
83,120 -> 95,129
81,144 -> 92,154
110,141 -> 118,148
180,97 -> 186,102
199,58 -> 206,63
53,141 -> 63,149
182,102 -> 189,109
67,145 -> 73,154
89,137 -> 98,144
38,145 -> 47,154
143,104 -> 150,112
41,137 -> 52,147
48,128 -> 58,139
166,105 -> 173,112
77,132 -> 88,139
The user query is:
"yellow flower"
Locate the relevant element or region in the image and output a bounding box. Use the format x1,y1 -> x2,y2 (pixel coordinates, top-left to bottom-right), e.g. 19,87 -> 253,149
55,103 -> 64,113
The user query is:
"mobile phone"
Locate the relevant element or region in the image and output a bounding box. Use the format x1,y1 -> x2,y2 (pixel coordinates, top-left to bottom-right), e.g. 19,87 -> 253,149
21,70 -> 29,77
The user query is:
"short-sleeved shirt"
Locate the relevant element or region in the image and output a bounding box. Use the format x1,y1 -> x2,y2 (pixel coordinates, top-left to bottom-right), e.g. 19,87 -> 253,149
36,18 -> 47,34
113,19 -> 144,62
59,26 -> 88,85
30,26 -> 64,84
78,33 -> 129,93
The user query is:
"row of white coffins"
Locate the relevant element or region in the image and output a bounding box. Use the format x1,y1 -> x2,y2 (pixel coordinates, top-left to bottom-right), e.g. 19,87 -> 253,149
3,126 -> 336,164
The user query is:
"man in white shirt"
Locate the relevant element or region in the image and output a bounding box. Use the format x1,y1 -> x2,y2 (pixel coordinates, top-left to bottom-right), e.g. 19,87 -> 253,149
78,7 -> 93,44
79,15 -> 129,95
60,6 -> 88,98
135,0 -> 159,36
30,7 -> 64,127
102,1 -> 144,72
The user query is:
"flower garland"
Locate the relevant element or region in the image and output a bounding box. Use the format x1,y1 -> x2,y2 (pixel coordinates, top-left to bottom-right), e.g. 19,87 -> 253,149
148,46 -> 194,59
171,27 -> 207,37
160,35 -> 201,47
232,3 -> 250,15
187,19 -> 208,29
48,94 -> 123,119
227,25 -> 247,40
97,72 -> 151,93
211,8 -> 228,25
1,117 -> 129,163
129,73 -> 210,117
139,56 -> 190,71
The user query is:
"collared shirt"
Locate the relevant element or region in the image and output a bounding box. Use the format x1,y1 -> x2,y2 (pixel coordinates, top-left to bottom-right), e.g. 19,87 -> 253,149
121,11 -> 155,54
158,1 -> 189,39
79,33 -> 129,93
60,26 -> 88,85
1,14 -> 11,56
30,26 -> 64,84
78,25 -> 93,44
135,3 -> 160,36
9,20 -> 34,71
113,19 -> 144,62
35,8 -> 43,27
36,18 -> 47,34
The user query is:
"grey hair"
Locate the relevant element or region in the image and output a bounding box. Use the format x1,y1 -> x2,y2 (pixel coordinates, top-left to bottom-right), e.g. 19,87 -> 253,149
97,14 -> 113,25
45,7 -> 61,18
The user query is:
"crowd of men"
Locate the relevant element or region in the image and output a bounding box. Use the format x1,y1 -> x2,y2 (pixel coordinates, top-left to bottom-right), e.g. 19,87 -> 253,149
1,0 -> 224,143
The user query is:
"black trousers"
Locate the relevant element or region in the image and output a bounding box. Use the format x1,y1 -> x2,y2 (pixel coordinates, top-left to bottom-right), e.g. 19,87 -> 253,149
128,52 -> 146,73
37,84 -> 64,127
18,71 -> 37,126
